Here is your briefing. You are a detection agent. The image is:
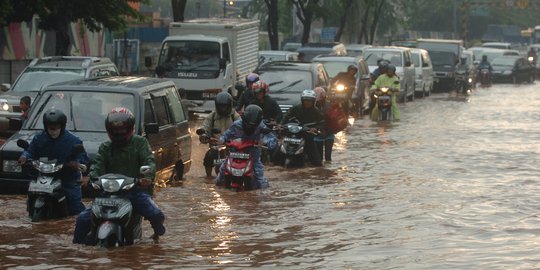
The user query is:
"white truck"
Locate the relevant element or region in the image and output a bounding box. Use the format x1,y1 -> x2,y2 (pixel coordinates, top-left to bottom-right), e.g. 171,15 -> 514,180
157,18 -> 259,113
417,38 -> 463,91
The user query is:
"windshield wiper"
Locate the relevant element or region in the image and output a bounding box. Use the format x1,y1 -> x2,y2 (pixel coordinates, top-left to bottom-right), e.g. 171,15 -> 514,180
269,80 -> 283,87
273,79 -> 302,93
185,64 -> 218,72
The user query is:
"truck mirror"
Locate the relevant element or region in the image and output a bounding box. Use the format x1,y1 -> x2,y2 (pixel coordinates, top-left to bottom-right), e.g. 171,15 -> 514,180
16,139 -> 29,150
144,56 -> 153,68
0,83 -> 10,92
219,58 -> 227,70
195,128 -> 206,135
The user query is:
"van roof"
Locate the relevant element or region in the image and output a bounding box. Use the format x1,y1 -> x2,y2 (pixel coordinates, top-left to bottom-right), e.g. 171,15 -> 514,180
43,76 -> 176,94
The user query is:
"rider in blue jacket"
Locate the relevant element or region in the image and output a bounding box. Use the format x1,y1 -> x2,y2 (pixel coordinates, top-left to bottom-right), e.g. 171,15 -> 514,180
213,105 -> 277,189
18,109 -> 89,215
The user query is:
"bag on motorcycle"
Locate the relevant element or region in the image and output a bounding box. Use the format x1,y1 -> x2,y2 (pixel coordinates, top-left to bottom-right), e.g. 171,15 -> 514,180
325,103 -> 348,134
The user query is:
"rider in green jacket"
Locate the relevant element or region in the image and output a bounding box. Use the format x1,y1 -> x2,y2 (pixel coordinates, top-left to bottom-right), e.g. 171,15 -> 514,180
370,64 -> 401,121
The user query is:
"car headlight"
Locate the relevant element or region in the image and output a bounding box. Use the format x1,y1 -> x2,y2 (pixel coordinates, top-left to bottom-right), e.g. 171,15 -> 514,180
3,160 -> 21,173
0,99 -> 9,111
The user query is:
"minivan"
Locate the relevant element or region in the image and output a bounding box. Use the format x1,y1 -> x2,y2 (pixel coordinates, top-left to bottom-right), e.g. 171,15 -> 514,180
0,76 -> 192,192
410,48 -> 434,97
362,46 -> 416,102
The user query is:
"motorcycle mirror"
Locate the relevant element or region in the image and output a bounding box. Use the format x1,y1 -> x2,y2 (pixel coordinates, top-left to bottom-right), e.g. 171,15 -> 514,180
211,128 -> 221,134
71,144 -> 85,155
393,81 -> 399,85
140,165 -> 152,175
16,139 -> 29,150
195,128 -> 206,136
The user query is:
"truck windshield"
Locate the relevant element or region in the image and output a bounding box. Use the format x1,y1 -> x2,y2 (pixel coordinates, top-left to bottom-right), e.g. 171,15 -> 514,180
429,51 -> 456,67
158,41 -> 221,79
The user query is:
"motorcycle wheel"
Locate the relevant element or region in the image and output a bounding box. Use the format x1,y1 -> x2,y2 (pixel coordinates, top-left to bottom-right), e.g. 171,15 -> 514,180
99,235 -> 118,248
31,207 -> 43,222
284,158 -> 291,168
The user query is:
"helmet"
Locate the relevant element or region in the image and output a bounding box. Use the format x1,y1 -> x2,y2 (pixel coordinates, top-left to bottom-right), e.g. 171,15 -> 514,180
241,105 -> 263,136
300,89 -> 317,102
251,80 -> 269,96
43,109 -> 67,130
215,92 -> 233,117
313,87 -> 326,102
347,65 -> 358,72
378,60 -> 390,69
105,107 -> 135,146
387,64 -> 396,73
245,73 -> 260,88
482,55 -> 488,61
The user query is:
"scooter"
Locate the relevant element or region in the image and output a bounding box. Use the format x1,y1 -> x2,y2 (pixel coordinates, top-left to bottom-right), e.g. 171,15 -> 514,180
221,138 -> 260,191
87,166 -> 151,247
17,139 -> 85,222
455,70 -> 473,95
196,128 -> 226,176
276,121 -> 317,168
330,80 -> 354,116
479,68 -> 491,87
373,87 -> 398,121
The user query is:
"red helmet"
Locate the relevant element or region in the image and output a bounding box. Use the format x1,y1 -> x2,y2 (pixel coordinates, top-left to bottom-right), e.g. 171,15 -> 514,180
251,80 -> 269,95
105,107 -> 135,146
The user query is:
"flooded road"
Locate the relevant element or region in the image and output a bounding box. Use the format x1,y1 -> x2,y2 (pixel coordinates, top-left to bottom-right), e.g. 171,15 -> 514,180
2,83 -> 540,269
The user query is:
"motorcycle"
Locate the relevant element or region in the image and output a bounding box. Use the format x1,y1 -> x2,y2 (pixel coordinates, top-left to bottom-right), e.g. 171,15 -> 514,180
221,138 -> 261,191
276,121 -> 318,168
17,139 -> 85,222
330,80 -> 354,116
478,67 -> 491,87
87,165 -> 151,247
373,87 -> 398,121
196,128 -> 226,176
455,70 -> 473,95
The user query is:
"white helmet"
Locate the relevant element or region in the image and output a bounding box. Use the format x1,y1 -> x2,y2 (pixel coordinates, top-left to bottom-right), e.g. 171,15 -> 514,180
301,89 -> 316,101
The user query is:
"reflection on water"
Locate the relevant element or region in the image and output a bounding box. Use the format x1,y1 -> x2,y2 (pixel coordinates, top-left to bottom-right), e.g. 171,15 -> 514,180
2,84 -> 540,268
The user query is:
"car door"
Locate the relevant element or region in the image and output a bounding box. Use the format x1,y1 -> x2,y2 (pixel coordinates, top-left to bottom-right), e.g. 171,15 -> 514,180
164,86 -> 191,172
143,89 -> 177,174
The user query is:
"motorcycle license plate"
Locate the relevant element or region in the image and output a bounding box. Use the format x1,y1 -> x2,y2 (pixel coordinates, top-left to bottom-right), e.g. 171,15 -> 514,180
334,93 -> 347,98
214,158 -> 225,165
378,96 -> 390,101
284,137 -> 302,144
28,176 -> 55,193
229,152 -> 250,159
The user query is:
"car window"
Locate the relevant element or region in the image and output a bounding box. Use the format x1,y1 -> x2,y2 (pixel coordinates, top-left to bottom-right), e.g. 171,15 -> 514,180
258,70 -> 313,93
422,52 -> 431,67
359,61 -> 369,76
151,95 -> 172,126
318,61 -> 350,79
11,68 -> 85,92
411,53 -> 421,67
27,91 -> 135,131
316,66 -> 328,86
144,99 -> 156,125
164,87 -> 186,123
222,42 -> 231,62
404,51 -> 411,66
363,50 -> 403,66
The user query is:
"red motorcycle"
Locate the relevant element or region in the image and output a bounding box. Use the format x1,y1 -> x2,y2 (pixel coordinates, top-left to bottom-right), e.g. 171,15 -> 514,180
478,67 -> 491,87
222,138 -> 259,191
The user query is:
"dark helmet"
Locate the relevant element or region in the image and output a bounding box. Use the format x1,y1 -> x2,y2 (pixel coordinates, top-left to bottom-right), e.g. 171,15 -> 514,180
241,105 -> 263,136
387,64 -> 396,73
105,107 -> 135,146
245,73 -> 260,88
215,92 -> 233,117
43,109 -> 67,130
347,65 -> 358,72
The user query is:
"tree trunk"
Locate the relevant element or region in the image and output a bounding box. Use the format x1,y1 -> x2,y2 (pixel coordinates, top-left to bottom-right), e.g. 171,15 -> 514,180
301,9 -> 312,45
55,22 -> 70,56
369,0 -> 385,44
266,0 -> 279,50
171,0 -> 187,22
358,5 -> 370,44
334,0 -> 353,42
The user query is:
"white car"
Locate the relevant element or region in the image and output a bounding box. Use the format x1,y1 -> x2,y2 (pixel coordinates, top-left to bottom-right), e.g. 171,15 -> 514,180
410,48 -> 434,97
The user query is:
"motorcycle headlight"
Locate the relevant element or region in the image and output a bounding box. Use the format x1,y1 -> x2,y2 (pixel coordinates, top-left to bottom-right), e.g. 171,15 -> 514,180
2,160 -> 21,173
528,56 -> 534,62
380,87 -> 389,93
336,84 -> 345,92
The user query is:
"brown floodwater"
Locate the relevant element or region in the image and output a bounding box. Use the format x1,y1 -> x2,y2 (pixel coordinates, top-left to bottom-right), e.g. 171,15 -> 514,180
2,83 -> 540,269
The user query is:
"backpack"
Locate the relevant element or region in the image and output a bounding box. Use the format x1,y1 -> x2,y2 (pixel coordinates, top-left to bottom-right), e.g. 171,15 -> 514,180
325,103 -> 348,134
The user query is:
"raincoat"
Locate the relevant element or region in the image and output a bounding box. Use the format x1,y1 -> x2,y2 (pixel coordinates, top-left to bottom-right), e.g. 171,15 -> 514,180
370,74 -> 401,121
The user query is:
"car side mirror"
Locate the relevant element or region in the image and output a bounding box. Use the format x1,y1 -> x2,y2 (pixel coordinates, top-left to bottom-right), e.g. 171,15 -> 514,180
9,118 -> 22,131
144,56 -> 153,68
145,123 -> 159,135
219,58 -> 227,70
16,139 -> 29,150
195,128 -> 206,136
0,83 -> 10,92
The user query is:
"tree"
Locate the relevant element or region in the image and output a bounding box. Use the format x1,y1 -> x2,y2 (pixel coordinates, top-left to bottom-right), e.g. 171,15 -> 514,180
1,0 -> 148,55
334,0 -> 354,42
264,0 -> 279,50
291,0 -> 322,45
171,0 -> 187,22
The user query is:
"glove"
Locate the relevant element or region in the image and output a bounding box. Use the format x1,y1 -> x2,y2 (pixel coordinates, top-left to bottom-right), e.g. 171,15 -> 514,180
18,156 -> 27,165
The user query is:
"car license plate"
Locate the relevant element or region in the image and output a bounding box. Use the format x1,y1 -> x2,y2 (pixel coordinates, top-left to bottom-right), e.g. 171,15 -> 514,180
284,137 -> 302,144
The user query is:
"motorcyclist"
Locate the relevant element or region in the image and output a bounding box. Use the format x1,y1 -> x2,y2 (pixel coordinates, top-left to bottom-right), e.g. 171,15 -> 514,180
18,109 -> 89,216
313,87 -> 335,162
370,64 -> 401,121
279,89 -> 324,166
201,92 -> 240,177
455,56 -> 472,91
528,47 -> 537,65
235,73 -> 260,113
73,107 -> 166,244
478,55 -> 493,85
370,60 -> 389,111
331,64 -> 357,88
248,80 -> 282,124
213,105 -> 278,189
